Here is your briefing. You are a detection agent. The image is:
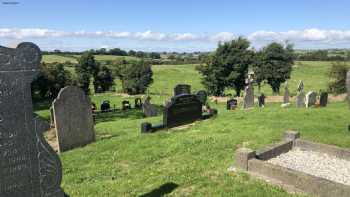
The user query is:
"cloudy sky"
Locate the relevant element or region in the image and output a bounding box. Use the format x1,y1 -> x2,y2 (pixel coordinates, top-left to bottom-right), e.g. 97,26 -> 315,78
1,0 -> 350,52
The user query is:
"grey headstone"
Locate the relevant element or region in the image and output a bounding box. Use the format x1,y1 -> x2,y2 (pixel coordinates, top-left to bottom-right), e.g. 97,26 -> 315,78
319,91 -> 328,107
243,80 -> 254,109
174,84 -> 191,96
283,82 -> 290,104
296,81 -> 305,108
52,86 -> 95,153
143,96 -> 158,117
305,91 -> 317,108
0,43 -> 64,197
347,70 -> 350,109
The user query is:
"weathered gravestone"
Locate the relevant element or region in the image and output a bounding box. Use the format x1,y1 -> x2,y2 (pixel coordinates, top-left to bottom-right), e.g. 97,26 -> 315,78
196,90 -> 207,105
319,91 -> 328,107
143,96 -> 158,117
305,91 -> 317,108
163,94 -> 202,128
296,81 -> 305,108
52,86 -> 95,153
243,76 -> 254,109
0,43 -> 64,196
283,81 -> 290,104
347,70 -> 350,109
174,84 -> 191,96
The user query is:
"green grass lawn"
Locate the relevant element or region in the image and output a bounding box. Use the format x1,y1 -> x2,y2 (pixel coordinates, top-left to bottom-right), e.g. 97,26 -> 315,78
58,101 -> 349,197
42,54 -> 138,64
33,61 -> 350,196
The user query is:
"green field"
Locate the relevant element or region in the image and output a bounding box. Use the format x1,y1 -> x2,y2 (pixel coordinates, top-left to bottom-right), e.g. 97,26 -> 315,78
34,61 -> 350,197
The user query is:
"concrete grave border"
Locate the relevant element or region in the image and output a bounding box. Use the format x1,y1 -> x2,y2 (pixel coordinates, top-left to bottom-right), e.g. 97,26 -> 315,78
234,131 -> 350,197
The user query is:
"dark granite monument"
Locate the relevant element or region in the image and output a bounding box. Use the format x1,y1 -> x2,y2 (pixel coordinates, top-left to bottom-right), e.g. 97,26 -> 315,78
0,43 -> 64,196
227,99 -> 238,110
258,93 -> 266,107
174,84 -> 191,96
319,91 -> 328,107
100,100 -> 111,112
141,92 -> 217,133
163,94 -> 202,128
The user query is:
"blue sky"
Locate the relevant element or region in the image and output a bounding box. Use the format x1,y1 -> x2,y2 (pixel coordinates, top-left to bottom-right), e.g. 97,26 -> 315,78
1,0 -> 350,51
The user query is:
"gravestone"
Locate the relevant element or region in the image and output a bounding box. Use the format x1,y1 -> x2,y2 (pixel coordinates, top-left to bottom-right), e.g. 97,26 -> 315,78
134,98 -> 142,109
227,99 -> 238,110
319,91 -> 328,107
0,43 -> 64,196
347,70 -> 350,109
122,100 -> 131,110
143,96 -> 158,117
100,100 -> 111,112
196,90 -> 207,105
174,84 -> 191,96
305,91 -> 317,108
163,94 -> 202,128
296,81 -> 305,108
283,81 -> 290,104
52,86 -> 95,153
258,93 -> 266,107
243,75 -> 254,109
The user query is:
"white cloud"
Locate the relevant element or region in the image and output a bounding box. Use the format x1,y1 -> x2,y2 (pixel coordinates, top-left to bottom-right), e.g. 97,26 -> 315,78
2,28 -> 350,51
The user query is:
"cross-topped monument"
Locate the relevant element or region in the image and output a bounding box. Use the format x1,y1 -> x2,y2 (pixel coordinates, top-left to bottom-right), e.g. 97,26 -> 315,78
0,43 -> 64,197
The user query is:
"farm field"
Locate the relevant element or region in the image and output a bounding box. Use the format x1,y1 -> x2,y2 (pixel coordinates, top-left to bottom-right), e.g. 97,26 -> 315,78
34,61 -> 350,197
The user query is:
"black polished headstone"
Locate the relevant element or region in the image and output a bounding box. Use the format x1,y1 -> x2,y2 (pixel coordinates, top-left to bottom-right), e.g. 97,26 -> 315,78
122,100 -> 131,110
319,91 -> 328,107
0,43 -> 64,197
163,94 -> 202,128
258,94 -> 266,107
174,84 -> 191,96
134,98 -> 142,109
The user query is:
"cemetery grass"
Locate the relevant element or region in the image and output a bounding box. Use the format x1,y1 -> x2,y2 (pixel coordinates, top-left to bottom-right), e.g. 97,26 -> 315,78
56,101 -> 349,197
33,61 -> 350,196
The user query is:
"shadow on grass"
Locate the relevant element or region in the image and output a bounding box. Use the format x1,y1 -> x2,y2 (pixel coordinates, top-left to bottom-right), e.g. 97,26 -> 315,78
139,182 -> 179,197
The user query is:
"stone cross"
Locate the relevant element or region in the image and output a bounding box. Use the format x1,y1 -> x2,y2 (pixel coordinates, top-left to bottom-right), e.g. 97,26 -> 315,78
52,86 -> 95,153
0,43 -> 64,197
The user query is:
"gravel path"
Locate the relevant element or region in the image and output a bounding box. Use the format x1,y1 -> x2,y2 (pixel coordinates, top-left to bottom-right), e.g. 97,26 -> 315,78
267,148 -> 350,186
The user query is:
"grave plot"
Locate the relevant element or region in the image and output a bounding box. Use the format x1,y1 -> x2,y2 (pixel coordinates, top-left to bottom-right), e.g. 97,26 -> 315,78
234,131 -> 350,197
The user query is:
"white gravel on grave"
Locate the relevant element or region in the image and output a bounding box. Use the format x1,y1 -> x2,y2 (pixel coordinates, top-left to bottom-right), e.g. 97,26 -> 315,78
267,148 -> 350,186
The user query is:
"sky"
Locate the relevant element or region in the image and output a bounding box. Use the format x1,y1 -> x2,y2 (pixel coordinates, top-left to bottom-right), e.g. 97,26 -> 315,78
1,0 -> 350,52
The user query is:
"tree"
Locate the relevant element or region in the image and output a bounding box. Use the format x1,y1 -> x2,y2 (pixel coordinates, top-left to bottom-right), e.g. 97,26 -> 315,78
328,61 -> 349,94
93,66 -> 115,92
149,52 -> 161,59
75,52 -> 99,94
31,62 -> 73,99
197,37 -> 254,96
118,60 -> 153,95
254,42 -> 294,94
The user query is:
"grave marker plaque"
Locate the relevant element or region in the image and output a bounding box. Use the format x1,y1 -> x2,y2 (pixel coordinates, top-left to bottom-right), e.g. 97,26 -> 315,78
0,43 -> 64,197
163,94 -> 202,128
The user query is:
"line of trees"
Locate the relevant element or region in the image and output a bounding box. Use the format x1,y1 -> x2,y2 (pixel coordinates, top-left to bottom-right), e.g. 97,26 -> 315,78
197,37 -> 295,96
